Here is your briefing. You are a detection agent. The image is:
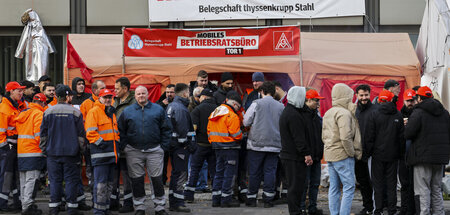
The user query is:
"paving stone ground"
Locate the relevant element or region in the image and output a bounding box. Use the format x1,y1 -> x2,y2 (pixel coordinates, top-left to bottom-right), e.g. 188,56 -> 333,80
21,186 -> 450,215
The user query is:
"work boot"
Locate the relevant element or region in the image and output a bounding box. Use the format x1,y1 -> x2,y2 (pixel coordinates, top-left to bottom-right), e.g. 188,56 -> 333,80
68,210 -> 84,215
245,198 -> 257,207
77,202 -> 91,211
264,201 -> 274,208
238,193 -> 247,203
119,205 -> 134,213
155,210 -> 169,215
359,208 -> 373,215
59,202 -> 66,212
169,205 -> 191,213
308,208 -> 324,215
49,207 -> 59,215
185,196 -> 194,203
0,205 -> 21,214
221,199 -> 241,208
134,210 -> 145,215
109,203 -> 120,211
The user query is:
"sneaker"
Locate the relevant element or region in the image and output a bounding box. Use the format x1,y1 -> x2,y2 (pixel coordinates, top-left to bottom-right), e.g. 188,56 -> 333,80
359,208 -> 373,215
264,202 -> 274,208
155,210 -> 169,215
308,208 -> 324,215
221,199 -> 240,208
77,202 -> 91,211
49,207 -> 59,215
134,210 -> 145,215
245,199 -> 257,207
119,205 -> 134,213
169,205 -> 191,213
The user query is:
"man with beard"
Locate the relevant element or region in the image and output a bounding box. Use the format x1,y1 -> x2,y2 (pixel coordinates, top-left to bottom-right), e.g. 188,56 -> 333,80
397,89 -> 416,215
213,72 -> 234,105
244,72 -> 264,111
20,80 -> 35,103
157,84 -> 176,110
43,83 -> 57,108
37,75 -> 51,94
367,90 -> 405,215
273,81 -> 287,107
354,84 -> 375,215
189,70 -> 217,96
71,77 -> 91,106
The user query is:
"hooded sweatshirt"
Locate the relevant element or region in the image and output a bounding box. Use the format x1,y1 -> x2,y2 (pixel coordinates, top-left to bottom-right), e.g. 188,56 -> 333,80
405,98 -> 450,165
71,77 -> 91,105
322,83 -> 362,162
279,87 -> 311,161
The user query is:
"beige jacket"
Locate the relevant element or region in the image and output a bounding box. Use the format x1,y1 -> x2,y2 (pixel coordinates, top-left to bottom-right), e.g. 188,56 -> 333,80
322,83 -> 362,162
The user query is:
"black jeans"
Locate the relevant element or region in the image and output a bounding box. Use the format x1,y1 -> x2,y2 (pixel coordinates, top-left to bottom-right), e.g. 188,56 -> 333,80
372,158 -> 398,215
282,159 -> 307,215
398,159 -> 415,215
355,159 -> 374,211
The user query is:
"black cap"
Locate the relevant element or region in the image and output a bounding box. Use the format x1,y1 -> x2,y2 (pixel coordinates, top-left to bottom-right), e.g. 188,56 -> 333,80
55,85 -> 73,97
384,79 -> 399,89
200,88 -> 213,97
221,72 -> 233,83
226,91 -> 242,105
38,75 -> 51,83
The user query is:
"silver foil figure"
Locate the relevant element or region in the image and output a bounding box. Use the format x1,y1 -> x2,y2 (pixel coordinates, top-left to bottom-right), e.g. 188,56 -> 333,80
15,9 -> 55,82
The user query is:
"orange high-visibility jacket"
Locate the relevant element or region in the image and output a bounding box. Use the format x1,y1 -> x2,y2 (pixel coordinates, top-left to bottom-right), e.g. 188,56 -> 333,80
207,104 -> 243,149
44,97 -> 57,111
85,101 -> 119,166
15,102 -> 46,171
80,94 -> 98,121
0,97 -> 25,147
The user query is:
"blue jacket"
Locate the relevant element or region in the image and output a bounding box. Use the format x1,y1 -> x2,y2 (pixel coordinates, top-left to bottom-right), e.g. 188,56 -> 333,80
40,103 -> 85,157
118,101 -> 172,151
166,96 -> 196,152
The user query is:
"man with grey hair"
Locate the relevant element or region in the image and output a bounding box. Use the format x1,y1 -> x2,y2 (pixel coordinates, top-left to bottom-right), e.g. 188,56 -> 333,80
188,86 -> 203,112
118,86 -> 172,215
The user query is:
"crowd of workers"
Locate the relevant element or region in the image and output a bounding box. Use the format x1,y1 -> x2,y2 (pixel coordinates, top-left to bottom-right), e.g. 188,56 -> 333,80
0,70 -> 448,215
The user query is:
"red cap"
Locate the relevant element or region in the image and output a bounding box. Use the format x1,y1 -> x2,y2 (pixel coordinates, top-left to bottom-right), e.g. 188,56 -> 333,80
5,81 -> 26,92
417,86 -> 433,98
306,89 -> 325,100
33,93 -> 47,103
378,89 -> 394,102
403,89 -> 416,101
99,89 -> 114,97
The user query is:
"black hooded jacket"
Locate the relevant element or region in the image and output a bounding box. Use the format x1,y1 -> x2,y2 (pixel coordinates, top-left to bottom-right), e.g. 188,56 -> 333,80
213,87 -> 231,105
189,81 -> 217,96
355,101 -> 377,160
366,102 -> 405,162
71,77 -> 91,105
405,99 -> 450,166
190,98 -> 218,145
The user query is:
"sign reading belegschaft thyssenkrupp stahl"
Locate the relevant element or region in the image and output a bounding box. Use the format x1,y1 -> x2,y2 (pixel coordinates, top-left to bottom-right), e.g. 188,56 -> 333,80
124,26 -> 300,57
148,0 -> 365,22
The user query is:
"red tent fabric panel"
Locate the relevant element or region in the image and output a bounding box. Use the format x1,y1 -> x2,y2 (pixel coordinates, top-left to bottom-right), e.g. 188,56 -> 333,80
319,79 -> 406,116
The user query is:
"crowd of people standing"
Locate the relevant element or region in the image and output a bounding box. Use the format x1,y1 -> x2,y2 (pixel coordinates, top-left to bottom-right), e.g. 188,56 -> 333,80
0,70 -> 448,215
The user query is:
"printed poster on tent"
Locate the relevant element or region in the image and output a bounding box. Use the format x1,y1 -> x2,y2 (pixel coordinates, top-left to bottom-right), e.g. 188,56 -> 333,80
148,0 -> 365,22
124,26 -> 300,58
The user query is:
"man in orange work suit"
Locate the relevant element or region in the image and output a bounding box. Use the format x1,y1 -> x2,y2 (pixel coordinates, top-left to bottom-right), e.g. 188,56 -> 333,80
16,93 -> 47,215
85,89 -> 119,215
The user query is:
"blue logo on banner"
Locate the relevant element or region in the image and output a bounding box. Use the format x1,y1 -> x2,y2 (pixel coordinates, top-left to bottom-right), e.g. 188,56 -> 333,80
128,35 -> 143,50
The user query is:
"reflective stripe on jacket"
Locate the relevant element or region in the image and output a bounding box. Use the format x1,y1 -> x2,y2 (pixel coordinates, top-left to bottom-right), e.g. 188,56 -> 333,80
85,101 -> 119,166
207,104 -> 243,149
44,97 -> 57,111
16,103 -> 46,171
0,97 -> 25,148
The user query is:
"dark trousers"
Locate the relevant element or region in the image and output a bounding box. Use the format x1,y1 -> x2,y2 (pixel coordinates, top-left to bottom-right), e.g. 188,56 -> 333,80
355,159 -> 374,211
275,157 -> 288,199
0,146 -> 20,209
300,161 -> 321,212
212,149 -> 239,205
92,164 -> 115,215
235,140 -> 248,198
169,147 -> 190,208
372,158 -> 398,215
163,151 -> 170,185
398,159 -> 415,215
184,145 -> 216,200
282,159 -> 307,215
47,156 -> 80,214
110,157 -> 133,207
247,150 -> 278,202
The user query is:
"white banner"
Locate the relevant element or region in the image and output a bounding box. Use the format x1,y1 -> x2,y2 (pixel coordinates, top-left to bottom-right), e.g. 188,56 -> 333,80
149,0 -> 365,22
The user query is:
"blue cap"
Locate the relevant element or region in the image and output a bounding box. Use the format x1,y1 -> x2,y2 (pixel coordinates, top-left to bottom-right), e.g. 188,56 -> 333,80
252,72 -> 264,82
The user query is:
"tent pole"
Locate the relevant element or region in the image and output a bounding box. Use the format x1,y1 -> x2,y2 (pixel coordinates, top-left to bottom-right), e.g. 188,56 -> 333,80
298,24 -> 303,86
122,27 -> 125,74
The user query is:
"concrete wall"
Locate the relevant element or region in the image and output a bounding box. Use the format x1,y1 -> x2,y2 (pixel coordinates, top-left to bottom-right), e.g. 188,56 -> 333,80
0,0 -> 70,26
87,0 -> 151,26
380,0 -> 426,25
